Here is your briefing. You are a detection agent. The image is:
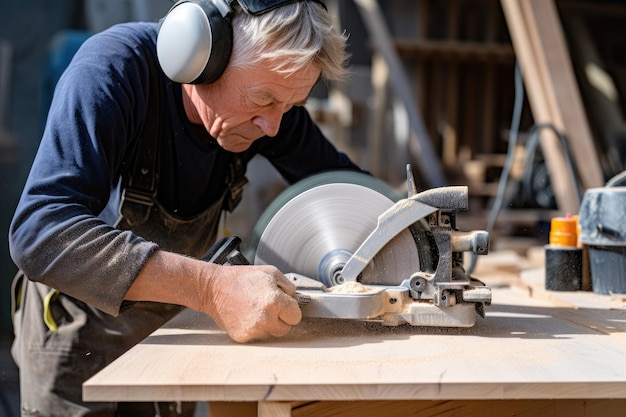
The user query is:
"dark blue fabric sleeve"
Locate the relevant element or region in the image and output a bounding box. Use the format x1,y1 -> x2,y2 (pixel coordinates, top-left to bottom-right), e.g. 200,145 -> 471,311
8,24 -> 159,316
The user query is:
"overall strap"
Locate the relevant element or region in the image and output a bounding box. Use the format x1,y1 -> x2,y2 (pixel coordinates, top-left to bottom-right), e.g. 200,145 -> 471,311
119,68 -> 161,227
223,154 -> 249,213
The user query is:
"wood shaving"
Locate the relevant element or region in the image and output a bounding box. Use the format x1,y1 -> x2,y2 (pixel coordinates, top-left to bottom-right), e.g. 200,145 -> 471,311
328,281 -> 374,294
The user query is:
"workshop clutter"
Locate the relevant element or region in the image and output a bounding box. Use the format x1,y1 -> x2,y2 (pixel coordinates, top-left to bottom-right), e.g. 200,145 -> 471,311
579,187 -> 626,295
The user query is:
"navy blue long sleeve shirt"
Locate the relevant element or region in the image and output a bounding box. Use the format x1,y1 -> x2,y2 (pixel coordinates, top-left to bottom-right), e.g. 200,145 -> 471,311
9,22 -> 359,316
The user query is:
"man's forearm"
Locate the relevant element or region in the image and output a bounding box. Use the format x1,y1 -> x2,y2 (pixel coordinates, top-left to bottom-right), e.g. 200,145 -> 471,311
126,249 -> 302,343
125,250 -> 210,312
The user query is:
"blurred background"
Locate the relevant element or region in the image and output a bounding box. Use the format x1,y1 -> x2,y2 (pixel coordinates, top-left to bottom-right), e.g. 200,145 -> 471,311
1,1 -> 625,414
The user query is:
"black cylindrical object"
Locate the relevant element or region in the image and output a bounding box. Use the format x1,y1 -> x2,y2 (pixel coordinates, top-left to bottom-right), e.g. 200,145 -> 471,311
544,245 -> 582,291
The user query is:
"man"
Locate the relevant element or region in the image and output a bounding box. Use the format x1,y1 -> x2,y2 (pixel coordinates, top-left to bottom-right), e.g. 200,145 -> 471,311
9,1 -> 360,415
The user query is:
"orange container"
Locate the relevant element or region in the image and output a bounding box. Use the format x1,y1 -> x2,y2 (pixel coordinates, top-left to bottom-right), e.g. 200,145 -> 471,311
549,215 -> 578,247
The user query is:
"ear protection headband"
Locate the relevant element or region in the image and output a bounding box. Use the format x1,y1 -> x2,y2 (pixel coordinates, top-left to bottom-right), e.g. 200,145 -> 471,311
156,0 -> 326,85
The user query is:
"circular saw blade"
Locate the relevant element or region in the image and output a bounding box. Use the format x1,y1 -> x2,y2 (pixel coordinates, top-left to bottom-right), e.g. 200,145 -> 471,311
247,171 -> 421,287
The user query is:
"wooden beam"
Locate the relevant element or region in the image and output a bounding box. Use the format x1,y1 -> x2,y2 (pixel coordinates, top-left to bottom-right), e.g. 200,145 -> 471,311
292,399 -> 626,417
394,40 -> 515,63
500,0 -> 604,214
367,53 -> 389,178
353,0 -> 446,188
258,402 -> 292,417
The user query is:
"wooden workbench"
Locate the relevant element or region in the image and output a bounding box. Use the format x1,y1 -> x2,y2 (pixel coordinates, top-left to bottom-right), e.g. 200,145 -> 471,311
83,257 -> 626,417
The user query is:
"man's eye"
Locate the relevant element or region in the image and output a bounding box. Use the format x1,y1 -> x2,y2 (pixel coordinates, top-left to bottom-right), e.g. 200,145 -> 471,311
250,98 -> 271,107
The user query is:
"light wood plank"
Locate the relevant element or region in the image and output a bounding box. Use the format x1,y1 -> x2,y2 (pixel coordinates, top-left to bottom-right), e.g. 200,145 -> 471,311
83,284 -> 626,404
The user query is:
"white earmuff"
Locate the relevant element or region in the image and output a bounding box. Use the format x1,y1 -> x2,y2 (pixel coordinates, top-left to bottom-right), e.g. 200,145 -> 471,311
157,2 -> 212,84
157,0 -> 233,84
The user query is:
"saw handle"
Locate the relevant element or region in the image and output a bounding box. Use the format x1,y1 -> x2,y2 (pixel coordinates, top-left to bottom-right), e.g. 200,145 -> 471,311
202,236 -> 250,266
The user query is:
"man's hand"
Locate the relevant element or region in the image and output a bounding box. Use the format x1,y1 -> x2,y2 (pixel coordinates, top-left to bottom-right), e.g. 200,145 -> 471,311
201,264 -> 302,343
126,251 -> 302,343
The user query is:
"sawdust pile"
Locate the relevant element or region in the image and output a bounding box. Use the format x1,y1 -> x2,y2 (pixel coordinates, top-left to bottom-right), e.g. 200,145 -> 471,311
328,281 -> 373,294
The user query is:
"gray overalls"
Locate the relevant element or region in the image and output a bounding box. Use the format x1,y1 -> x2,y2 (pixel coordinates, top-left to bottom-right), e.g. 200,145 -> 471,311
11,92 -> 248,416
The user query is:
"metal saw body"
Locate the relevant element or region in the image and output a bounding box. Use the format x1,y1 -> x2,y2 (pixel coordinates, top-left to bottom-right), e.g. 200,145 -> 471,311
246,166 -> 492,328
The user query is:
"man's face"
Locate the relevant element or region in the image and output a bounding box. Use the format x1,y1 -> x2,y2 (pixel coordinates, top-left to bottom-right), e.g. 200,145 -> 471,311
182,63 -> 322,153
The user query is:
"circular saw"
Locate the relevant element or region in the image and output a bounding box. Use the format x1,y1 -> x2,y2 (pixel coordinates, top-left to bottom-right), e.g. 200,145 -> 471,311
239,166 -> 492,327
247,170 -> 427,288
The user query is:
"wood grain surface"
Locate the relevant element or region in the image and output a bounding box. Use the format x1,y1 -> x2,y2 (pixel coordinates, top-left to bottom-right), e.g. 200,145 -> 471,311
83,284 -> 626,403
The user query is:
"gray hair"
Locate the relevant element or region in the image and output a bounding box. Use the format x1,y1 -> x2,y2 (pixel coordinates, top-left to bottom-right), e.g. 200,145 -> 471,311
229,1 -> 349,81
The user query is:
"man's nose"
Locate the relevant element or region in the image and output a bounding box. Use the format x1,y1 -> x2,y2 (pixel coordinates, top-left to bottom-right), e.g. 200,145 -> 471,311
253,107 -> 285,137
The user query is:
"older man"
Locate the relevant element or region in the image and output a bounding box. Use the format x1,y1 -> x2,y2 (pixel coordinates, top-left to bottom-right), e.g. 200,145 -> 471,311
9,1 -> 360,415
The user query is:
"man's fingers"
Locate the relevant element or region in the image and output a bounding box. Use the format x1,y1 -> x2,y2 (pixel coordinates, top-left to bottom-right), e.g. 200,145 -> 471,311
215,267 -> 303,342
261,293 -> 301,338
267,319 -> 292,338
278,295 -> 302,326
